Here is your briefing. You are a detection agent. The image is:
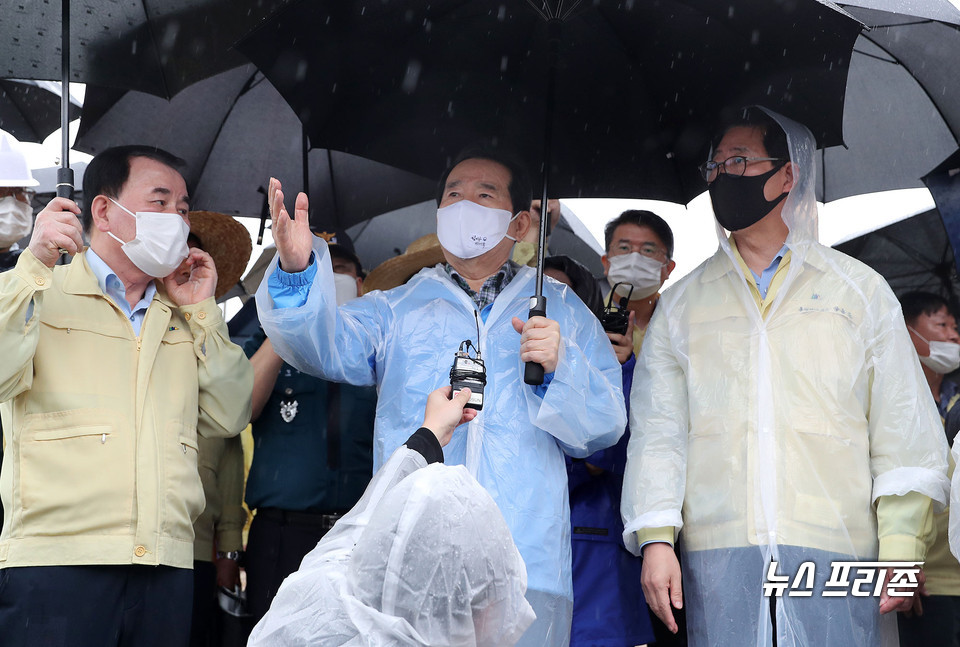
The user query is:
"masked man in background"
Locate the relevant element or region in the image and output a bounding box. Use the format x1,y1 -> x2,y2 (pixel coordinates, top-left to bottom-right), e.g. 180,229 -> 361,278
622,108 -> 949,647
899,291 -> 960,647
257,147 -> 626,646
0,136 -> 37,272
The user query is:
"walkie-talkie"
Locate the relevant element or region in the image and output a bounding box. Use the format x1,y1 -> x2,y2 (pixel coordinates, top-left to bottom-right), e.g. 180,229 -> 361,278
449,311 -> 486,410
601,282 -> 633,335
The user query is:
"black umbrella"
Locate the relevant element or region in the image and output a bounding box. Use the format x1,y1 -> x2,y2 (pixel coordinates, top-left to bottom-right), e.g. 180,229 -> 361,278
834,208 -> 960,313
238,0 -> 861,204
0,0 -> 288,197
0,79 -> 80,143
816,6 -> 960,201
75,64 -> 436,233
238,0 -> 862,382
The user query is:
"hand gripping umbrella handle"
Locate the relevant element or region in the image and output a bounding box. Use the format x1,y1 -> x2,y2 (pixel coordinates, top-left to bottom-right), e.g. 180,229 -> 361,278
524,295 -> 547,385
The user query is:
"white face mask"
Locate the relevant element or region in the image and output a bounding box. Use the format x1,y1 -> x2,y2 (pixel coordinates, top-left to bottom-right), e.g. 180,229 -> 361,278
0,195 -> 33,247
436,200 -> 517,260
909,326 -> 960,375
333,272 -> 359,306
107,198 -> 190,278
606,252 -> 664,300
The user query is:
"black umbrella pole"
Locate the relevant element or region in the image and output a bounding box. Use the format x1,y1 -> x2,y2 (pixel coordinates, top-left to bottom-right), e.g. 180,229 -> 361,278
58,0 -> 73,200
524,18 -> 562,386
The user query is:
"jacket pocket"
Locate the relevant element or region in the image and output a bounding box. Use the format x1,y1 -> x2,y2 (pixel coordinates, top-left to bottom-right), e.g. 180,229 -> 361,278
20,409 -> 135,536
160,423 -> 204,536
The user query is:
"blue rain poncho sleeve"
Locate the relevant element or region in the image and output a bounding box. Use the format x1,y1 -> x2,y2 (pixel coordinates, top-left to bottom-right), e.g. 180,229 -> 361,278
258,238 -> 385,387
522,285 -> 626,458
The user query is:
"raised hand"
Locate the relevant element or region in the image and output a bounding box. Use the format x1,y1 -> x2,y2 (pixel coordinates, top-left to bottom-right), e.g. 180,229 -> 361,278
269,177 -> 313,273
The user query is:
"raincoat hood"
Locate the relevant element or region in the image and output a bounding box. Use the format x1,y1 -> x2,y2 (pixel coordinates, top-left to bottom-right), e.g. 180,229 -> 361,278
713,107 -> 819,261
248,448 -> 535,646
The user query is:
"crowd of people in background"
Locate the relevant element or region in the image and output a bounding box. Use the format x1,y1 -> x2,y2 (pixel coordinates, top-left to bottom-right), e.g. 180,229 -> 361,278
0,104 -> 957,647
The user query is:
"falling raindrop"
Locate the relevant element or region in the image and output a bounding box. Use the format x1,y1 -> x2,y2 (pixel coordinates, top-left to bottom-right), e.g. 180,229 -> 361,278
498,5 -> 506,21
501,56 -> 508,72
296,61 -> 308,82
161,22 -> 180,53
751,29 -> 759,45
401,60 -> 422,93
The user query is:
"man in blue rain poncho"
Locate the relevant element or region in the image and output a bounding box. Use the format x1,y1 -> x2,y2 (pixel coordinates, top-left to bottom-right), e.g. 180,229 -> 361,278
621,107 -> 950,647
256,148 -> 626,646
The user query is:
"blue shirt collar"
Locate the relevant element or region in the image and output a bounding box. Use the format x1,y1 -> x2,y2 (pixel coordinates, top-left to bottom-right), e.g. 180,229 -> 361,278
85,248 -> 157,317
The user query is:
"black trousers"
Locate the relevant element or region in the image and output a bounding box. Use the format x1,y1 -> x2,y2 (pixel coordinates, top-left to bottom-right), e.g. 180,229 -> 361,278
899,595 -> 960,647
0,564 -> 193,647
243,511 -> 331,625
190,561 -> 218,647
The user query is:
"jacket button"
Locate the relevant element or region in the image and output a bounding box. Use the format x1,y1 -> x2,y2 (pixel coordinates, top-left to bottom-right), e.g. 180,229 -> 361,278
197,311 -> 206,320
134,545 -> 146,557
35,276 -> 45,286
183,312 -> 191,321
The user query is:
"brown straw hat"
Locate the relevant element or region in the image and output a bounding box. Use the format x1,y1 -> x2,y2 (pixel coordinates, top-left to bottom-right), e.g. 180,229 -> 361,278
363,234 -> 445,294
188,211 -> 253,300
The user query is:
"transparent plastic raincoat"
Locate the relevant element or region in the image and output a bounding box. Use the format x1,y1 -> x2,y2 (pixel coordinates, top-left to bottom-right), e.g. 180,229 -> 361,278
247,445 -> 536,646
621,108 -> 949,647
256,242 -> 626,645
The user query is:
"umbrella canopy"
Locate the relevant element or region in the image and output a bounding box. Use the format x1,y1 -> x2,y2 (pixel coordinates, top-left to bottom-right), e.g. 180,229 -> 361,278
817,6 -> 960,201
839,0 -> 960,23
237,0 -> 863,206
834,208 -> 960,311
0,0 -> 286,98
75,64 -> 437,231
0,79 -> 80,143
1,0 -> 287,197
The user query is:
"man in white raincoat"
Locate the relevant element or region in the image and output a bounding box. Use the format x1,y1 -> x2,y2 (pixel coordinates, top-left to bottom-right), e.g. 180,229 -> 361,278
256,147 -> 626,646
621,107 -> 950,647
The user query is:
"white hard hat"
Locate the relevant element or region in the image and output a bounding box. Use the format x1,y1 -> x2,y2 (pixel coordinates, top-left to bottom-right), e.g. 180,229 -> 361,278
0,135 -> 39,188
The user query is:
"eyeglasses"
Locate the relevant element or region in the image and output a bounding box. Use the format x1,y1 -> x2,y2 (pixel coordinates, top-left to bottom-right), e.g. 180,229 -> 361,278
612,241 -> 667,260
0,187 -> 37,203
698,156 -> 784,183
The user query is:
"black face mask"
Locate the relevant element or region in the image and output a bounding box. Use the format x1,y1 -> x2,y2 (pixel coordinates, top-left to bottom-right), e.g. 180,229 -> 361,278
708,164 -> 788,232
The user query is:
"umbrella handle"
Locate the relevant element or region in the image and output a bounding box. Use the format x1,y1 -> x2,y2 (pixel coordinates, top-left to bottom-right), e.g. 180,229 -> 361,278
523,296 -> 547,385
56,167 -> 74,200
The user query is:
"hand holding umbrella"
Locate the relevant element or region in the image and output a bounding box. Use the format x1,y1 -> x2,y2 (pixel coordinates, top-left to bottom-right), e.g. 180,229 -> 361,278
27,197 -> 83,268
268,177 -> 314,273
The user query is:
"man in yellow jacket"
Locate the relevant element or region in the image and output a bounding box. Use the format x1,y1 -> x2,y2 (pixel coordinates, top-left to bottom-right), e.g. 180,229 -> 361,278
0,146 -> 253,647
621,108 -> 949,647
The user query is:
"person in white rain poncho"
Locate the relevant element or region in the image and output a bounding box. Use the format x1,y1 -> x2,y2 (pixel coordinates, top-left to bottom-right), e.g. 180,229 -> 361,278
621,107 -> 950,647
248,386 -> 536,646
256,148 -> 626,646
